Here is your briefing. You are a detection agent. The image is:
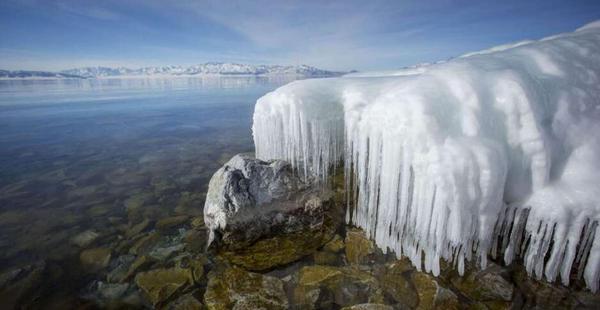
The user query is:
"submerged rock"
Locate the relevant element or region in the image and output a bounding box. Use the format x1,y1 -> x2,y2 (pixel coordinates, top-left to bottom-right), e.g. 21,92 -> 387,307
204,266 -> 288,310
80,248 -> 112,272
70,230 -> 100,248
135,267 -> 193,306
292,265 -> 384,308
204,154 -> 341,270
166,292 -> 203,310
341,304 -> 394,310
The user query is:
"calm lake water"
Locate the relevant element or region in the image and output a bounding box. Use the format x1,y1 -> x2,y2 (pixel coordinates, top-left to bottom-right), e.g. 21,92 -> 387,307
0,77 -> 294,297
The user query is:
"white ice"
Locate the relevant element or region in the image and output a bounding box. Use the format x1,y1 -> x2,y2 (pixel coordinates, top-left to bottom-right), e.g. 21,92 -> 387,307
252,21 -> 600,291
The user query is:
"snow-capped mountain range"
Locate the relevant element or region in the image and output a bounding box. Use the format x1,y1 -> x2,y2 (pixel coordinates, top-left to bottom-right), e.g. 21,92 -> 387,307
0,63 -> 344,79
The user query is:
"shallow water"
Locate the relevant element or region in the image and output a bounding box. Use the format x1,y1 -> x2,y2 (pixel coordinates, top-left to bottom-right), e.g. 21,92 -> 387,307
0,77 -> 292,281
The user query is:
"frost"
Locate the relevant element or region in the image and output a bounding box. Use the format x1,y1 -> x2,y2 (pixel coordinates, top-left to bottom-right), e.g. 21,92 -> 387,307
252,22 -> 600,291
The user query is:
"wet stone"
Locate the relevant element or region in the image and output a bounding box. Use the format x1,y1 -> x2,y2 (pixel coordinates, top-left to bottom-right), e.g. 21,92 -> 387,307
71,230 -> 100,248
204,266 -> 288,310
451,263 -> 514,302
166,292 -> 203,310
156,215 -> 190,231
412,272 -> 459,310
345,228 -> 377,265
376,259 -> 418,308
80,248 -> 112,272
135,267 -> 194,306
126,218 -> 152,238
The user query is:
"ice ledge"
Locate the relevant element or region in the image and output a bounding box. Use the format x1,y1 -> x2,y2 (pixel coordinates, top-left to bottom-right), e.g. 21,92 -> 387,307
252,21 -> 600,291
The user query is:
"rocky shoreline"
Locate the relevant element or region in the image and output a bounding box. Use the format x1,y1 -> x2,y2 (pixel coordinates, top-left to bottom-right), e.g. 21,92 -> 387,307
0,154 -> 598,309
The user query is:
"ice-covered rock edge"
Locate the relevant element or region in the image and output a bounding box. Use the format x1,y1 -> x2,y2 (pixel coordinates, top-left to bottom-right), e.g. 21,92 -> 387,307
252,22 -> 600,291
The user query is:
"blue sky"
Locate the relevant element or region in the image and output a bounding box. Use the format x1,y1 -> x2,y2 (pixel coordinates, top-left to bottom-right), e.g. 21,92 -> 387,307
1,0 -> 599,71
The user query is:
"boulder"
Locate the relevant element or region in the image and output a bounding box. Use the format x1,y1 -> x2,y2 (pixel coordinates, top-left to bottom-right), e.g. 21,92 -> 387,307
345,228 -> 379,265
412,272 -> 460,310
70,230 -> 100,248
204,154 -> 341,270
135,267 -> 193,306
341,304 -> 394,310
292,265 -> 384,309
204,266 -> 288,310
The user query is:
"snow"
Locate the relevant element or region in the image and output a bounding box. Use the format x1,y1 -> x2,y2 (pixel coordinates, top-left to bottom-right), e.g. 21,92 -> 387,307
252,21 -> 600,291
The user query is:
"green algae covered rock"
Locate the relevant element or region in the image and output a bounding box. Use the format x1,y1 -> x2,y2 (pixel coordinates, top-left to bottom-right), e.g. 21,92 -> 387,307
376,259 -> 418,308
345,228 -> 376,265
451,263 -> 514,303
135,267 -> 193,306
204,266 -> 288,310
413,272 -> 459,310
292,265 -> 384,309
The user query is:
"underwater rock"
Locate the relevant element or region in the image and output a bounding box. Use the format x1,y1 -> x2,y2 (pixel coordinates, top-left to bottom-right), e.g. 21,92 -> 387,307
345,228 -> 377,265
135,267 -> 193,306
128,232 -> 160,255
71,230 -> 100,248
80,248 -> 112,272
156,215 -> 189,231
204,266 -> 288,310
204,154 -> 341,270
126,218 -> 152,238
292,265 -> 384,308
0,261 -> 46,309
124,255 -> 155,282
412,272 -> 459,310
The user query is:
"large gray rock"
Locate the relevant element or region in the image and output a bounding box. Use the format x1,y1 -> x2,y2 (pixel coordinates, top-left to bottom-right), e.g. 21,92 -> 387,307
203,154 -> 341,270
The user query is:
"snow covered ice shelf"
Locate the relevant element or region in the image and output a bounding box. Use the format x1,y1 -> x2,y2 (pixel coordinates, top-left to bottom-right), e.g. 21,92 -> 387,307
252,21 -> 600,291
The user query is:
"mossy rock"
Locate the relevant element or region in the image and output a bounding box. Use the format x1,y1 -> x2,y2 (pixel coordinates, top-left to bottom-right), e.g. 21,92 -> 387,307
313,251 -> 341,265
323,234 -> 345,253
451,263 -> 514,302
219,213 -> 338,271
376,259 -> 418,308
345,228 -> 376,265
165,292 -> 203,310
135,267 -> 193,306
293,265 -> 385,308
156,215 -> 189,231
413,272 -> 460,310
204,266 -> 288,310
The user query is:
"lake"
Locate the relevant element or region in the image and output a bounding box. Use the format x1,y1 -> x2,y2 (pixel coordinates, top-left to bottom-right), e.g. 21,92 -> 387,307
0,76 -> 295,306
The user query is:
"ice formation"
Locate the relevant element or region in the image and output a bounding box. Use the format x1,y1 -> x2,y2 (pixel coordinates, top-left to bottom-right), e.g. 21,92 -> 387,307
252,22 -> 600,291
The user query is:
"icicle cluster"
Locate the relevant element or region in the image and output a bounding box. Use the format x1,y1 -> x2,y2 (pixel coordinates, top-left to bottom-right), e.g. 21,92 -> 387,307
252,21 -> 600,291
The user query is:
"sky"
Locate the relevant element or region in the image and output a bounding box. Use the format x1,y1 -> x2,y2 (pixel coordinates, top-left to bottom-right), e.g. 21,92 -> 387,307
1,0 -> 599,72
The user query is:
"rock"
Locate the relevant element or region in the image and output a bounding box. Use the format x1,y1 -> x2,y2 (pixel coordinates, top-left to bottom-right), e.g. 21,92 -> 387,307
190,216 -> 205,229
129,232 -> 160,255
176,255 -> 206,284
156,215 -> 189,231
412,272 -> 459,310
0,268 -> 23,289
345,228 -> 376,265
149,243 -> 185,261
204,154 -> 341,270
126,218 -> 152,238
292,265 -> 384,309
97,281 -> 129,300
451,263 -> 514,302
313,251 -> 340,265
71,230 -> 100,248
0,262 -> 46,309
135,267 -> 193,306
124,255 -> 154,282
341,304 -> 394,310
376,259 -> 418,308
106,255 -> 135,283
513,267 -> 578,309
204,266 -> 288,310
80,248 -> 112,272
184,229 -> 207,253
323,234 -> 345,253
166,292 -> 203,310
